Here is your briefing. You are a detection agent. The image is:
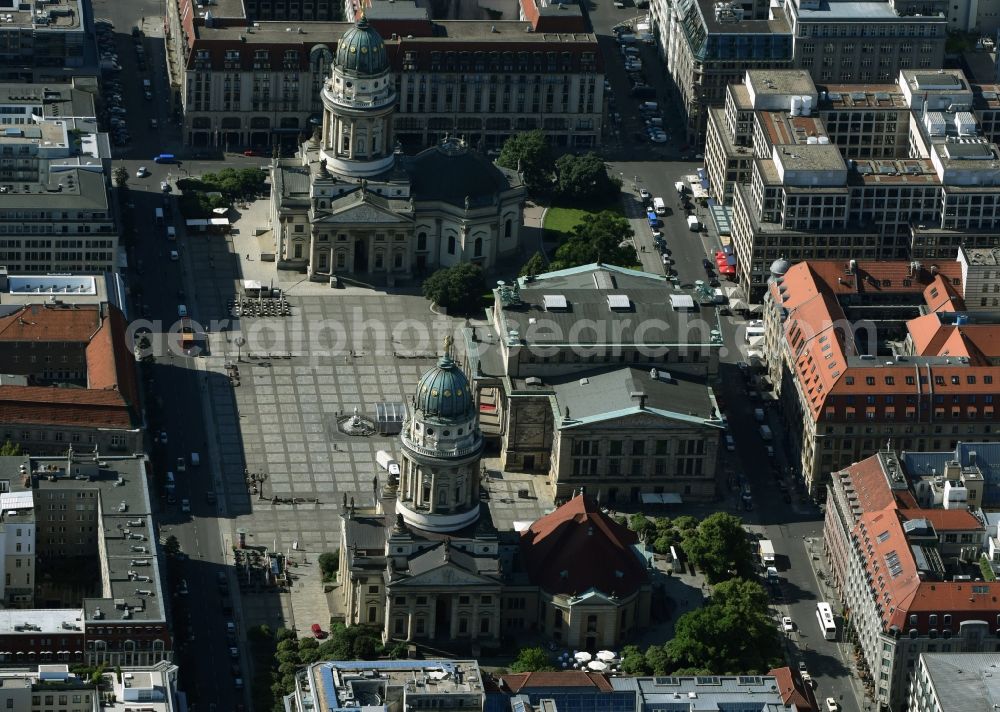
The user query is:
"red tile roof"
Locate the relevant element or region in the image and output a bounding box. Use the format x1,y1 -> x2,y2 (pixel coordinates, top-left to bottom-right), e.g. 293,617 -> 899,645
898,508 -> 983,532
500,671 -> 613,693
0,304 -> 138,428
771,260 -> 1000,422
767,667 -> 817,712
0,386 -> 133,428
844,452 -> 1000,634
520,494 -> 648,598
837,456 -> 898,515
0,304 -> 101,343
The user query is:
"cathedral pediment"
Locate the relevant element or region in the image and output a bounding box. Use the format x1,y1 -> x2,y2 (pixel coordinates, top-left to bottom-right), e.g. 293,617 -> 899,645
314,199 -> 413,225
395,562 -> 499,588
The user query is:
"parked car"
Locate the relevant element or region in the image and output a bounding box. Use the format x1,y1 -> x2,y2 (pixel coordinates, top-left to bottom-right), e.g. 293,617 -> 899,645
825,699 -> 839,712
782,616 -> 794,632
311,623 -> 328,639
160,180 -> 171,192
136,166 -> 149,178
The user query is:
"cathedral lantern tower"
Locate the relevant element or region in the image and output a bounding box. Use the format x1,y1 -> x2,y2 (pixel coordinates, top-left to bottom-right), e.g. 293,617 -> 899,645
320,15 -> 396,178
396,339 -> 483,533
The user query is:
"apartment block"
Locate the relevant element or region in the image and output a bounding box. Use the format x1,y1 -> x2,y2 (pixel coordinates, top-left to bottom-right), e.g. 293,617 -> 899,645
0,0 -> 92,84
175,0 -> 603,152
0,662 -> 180,711
705,69 -> 1000,301
652,0 -> 946,144
0,453 -> 171,668
0,81 -> 116,274
957,246 -> 1000,310
464,264 -> 724,504
824,448 -> 1000,710
763,258 -> 1000,495
908,653 -> 1000,712
0,295 -> 141,457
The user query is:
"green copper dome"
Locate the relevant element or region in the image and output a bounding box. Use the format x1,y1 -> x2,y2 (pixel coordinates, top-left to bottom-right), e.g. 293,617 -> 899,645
414,352 -> 473,419
335,15 -> 389,76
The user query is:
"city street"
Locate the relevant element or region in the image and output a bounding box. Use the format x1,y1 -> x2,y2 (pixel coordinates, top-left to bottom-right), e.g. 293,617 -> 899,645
94,2 -> 866,710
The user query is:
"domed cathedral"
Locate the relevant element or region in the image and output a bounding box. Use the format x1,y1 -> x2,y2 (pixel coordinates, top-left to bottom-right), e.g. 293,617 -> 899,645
337,339 -> 653,651
268,17 -> 526,283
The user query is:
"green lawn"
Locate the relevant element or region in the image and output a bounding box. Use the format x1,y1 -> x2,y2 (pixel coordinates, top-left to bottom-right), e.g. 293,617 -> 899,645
544,202 -> 624,242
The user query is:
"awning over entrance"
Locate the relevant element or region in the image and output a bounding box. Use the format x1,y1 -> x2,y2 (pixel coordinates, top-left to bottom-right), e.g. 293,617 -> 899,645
640,493 -> 683,505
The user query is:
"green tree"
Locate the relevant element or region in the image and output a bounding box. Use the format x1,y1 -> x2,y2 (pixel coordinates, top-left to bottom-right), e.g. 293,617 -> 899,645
548,211 -> 634,271
0,440 -> 22,456
318,551 -> 340,582
554,153 -> 618,203
681,512 -> 754,584
519,251 -> 548,278
497,130 -> 553,193
162,535 -> 180,558
620,645 -> 651,675
628,513 -> 654,541
113,166 -> 129,188
644,644 -> 671,675
422,263 -> 486,312
666,578 -> 781,674
509,646 -> 556,673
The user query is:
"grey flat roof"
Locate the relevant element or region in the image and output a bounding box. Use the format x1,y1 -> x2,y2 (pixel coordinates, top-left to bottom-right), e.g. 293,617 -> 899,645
746,69 -> 816,97
919,653 -> 1000,711
795,0 -> 940,20
547,366 -> 720,426
499,264 -> 718,348
942,143 -> 996,159
611,674 -> 787,705
0,455 -> 166,624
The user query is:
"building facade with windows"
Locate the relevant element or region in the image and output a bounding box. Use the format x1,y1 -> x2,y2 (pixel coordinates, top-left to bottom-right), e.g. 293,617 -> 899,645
0,301 -> 141,457
907,653 -> 1000,712
0,81 -> 116,275
705,69 -> 1000,301
823,448 -> 1000,711
338,348 -> 652,649
764,258 -> 1000,495
463,264 -> 725,504
176,0 -> 603,152
268,18 -> 525,279
0,0 -> 91,84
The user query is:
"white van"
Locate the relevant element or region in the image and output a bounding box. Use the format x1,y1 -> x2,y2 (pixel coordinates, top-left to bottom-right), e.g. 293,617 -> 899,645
652,197 -> 666,215
687,215 -> 700,231
177,304 -> 188,317
154,207 -> 164,224
166,226 -> 176,240
376,450 -> 401,477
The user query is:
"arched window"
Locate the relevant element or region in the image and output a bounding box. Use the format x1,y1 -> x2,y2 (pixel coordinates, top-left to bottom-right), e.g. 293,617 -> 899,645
417,232 -> 427,251
438,490 -> 448,505
504,218 -> 512,237
336,251 -> 346,269
393,252 -> 404,268
447,235 -> 456,255
375,251 -> 384,269
474,237 -> 483,257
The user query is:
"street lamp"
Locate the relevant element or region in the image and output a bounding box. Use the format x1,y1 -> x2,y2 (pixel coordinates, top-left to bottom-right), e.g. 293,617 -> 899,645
235,336 -> 246,362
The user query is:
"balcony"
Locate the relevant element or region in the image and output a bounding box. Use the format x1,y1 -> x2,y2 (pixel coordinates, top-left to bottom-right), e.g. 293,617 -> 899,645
400,432 -> 482,460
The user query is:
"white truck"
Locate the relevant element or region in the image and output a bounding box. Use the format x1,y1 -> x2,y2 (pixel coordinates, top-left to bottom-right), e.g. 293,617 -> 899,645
652,197 -> 666,215
759,539 -> 776,567
687,215 -> 700,231
376,450 -> 401,478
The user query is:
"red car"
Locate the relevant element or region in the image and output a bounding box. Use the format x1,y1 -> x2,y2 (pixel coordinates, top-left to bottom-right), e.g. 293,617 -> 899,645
243,149 -> 257,157
311,623 -> 327,639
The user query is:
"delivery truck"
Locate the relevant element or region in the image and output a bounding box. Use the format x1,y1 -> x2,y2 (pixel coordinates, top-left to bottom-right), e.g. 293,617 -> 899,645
376,450 -> 401,477
687,215 -> 700,231
759,539 -> 776,567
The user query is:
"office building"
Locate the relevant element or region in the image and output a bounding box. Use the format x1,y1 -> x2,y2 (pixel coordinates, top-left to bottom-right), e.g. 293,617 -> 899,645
463,263 -> 725,504
824,448 -> 1000,711
0,297 -> 141,456
0,0 -> 92,84
175,0 -> 603,152
653,0 -> 946,144
338,346 -> 653,648
0,662 -> 180,712
763,258 -> 1000,495
900,442 -> 1000,507
268,17 -> 525,279
704,69 -> 1000,301
908,653 -> 1000,712
0,80 -> 116,275
0,453 -> 170,667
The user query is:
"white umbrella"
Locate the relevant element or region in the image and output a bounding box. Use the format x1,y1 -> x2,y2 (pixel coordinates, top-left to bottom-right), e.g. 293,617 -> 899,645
596,650 -> 616,662
587,660 -> 608,672
574,651 -> 592,663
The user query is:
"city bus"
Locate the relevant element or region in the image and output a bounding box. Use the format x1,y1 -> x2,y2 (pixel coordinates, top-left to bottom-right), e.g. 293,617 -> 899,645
816,601 -> 837,640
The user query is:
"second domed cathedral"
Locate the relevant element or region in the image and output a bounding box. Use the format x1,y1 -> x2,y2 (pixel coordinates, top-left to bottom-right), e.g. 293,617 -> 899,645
269,17 -> 526,283
338,340 -> 654,651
